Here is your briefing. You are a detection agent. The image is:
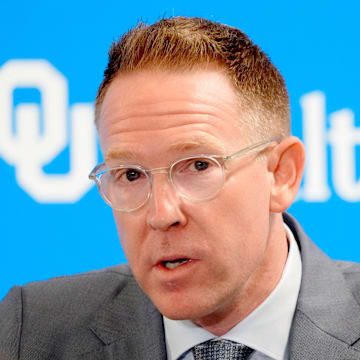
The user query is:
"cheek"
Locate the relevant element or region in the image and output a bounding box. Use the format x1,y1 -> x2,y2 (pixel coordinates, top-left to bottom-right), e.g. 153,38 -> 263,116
201,171 -> 271,259
224,166 -> 271,217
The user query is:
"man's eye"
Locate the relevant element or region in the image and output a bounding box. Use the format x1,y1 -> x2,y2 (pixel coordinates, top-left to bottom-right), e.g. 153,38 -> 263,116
111,168 -> 142,183
176,158 -> 213,174
192,160 -> 210,171
125,169 -> 141,181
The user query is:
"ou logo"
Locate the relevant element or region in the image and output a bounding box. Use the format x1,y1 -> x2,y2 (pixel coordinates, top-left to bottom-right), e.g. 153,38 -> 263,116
0,60 -> 97,203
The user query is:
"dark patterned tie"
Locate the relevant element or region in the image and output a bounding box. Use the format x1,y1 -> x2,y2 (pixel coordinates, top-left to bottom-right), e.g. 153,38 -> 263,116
192,339 -> 254,360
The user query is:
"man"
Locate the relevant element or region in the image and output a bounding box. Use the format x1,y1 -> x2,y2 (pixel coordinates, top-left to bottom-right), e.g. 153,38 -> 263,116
1,16 -> 360,360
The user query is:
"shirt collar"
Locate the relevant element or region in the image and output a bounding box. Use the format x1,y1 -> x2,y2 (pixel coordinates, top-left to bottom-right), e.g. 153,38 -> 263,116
163,224 -> 302,360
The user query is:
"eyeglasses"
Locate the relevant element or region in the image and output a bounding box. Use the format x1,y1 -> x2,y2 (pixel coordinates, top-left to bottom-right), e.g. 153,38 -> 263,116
89,138 -> 278,212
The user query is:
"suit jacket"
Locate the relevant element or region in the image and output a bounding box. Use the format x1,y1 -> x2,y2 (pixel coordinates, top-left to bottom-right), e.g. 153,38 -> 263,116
1,213 -> 360,360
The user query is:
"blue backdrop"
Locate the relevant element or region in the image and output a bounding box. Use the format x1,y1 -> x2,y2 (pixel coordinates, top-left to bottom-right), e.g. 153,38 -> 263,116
1,1 -> 360,300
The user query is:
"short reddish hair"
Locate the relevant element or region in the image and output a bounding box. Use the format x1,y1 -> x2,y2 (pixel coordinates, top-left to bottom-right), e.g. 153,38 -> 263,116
95,17 -> 290,139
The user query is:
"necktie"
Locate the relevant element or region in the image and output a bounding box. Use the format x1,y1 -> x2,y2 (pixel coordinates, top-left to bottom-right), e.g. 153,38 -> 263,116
192,339 -> 254,360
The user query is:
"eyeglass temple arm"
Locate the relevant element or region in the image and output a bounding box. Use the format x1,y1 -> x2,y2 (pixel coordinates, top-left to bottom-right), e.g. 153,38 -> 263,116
224,138 -> 281,161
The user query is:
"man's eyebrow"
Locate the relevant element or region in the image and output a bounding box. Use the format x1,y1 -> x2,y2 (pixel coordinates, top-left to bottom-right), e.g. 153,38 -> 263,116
168,138 -> 225,153
105,149 -> 139,162
105,138 -> 225,162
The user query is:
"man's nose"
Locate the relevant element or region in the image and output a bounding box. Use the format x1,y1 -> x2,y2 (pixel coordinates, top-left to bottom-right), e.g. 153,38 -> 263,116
146,173 -> 187,231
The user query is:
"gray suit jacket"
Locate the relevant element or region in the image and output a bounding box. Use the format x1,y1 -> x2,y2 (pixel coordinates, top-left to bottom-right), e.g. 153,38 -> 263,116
1,213 -> 360,360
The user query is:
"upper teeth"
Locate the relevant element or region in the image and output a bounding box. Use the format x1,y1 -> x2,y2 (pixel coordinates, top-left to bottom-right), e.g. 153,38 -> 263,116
164,259 -> 188,269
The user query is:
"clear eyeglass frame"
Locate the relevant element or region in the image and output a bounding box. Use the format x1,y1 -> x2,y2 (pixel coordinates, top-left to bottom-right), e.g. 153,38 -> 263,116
88,138 -> 280,212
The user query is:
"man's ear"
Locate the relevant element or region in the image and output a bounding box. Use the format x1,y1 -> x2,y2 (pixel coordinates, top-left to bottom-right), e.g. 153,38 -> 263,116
268,136 -> 305,213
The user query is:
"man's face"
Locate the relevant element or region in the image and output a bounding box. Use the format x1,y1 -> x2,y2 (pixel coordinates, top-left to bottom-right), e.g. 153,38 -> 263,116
98,67 -> 283,329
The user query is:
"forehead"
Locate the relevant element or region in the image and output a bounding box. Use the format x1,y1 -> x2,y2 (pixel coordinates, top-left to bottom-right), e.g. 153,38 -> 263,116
98,68 -> 250,162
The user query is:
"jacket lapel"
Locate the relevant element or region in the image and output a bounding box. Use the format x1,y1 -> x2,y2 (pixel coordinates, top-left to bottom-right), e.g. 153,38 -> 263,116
85,277 -> 166,360
284,213 -> 360,359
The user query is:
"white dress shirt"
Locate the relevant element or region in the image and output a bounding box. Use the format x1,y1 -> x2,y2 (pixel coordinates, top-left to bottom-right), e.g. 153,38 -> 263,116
163,224 -> 302,360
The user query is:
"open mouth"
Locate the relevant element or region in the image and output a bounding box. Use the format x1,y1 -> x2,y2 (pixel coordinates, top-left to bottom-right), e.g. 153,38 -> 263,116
162,258 -> 190,270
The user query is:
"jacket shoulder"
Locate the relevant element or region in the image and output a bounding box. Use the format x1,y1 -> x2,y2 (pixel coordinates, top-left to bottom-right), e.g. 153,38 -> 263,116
20,263 -> 137,323
0,264 -> 141,359
20,263 -> 136,312
0,286 -> 22,359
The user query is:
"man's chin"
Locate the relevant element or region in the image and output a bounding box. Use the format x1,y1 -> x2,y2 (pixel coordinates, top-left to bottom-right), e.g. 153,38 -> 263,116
148,294 -> 213,322
159,308 -> 203,322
